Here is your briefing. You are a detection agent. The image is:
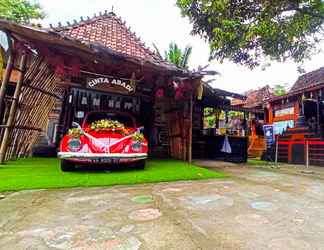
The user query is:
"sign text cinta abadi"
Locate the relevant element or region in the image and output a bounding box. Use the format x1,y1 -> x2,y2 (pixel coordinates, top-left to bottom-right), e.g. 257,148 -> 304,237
87,77 -> 134,92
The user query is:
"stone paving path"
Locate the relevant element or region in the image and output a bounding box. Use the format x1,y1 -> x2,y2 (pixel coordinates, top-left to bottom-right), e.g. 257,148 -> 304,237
1,163 -> 324,249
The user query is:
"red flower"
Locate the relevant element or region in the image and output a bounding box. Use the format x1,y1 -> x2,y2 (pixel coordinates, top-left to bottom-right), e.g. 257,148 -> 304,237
155,88 -> 164,98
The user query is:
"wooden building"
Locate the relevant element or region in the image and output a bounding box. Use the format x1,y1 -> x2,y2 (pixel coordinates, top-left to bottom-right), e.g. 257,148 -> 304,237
264,67 -> 324,165
0,11 -> 209,163
0,11 -> 255,165
232,85 -> 273,158
191,84 -> 254,163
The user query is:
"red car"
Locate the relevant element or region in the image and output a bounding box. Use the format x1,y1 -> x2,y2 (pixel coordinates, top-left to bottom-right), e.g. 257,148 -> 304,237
58,111 -> 148,171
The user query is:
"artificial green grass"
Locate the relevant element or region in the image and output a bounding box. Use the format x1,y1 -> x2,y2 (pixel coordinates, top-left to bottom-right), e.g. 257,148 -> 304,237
248,158 -> 272,166
0,157 -> 227,192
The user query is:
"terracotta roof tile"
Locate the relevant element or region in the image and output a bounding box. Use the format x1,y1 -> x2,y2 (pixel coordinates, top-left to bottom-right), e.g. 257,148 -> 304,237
50,11 -> 161,62
232,85 -> 274,108
290,67 -> 324,92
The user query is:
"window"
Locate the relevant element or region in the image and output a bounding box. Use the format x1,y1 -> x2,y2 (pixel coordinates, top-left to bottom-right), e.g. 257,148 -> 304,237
85,112 -> 135,128
274,107 -> 294,117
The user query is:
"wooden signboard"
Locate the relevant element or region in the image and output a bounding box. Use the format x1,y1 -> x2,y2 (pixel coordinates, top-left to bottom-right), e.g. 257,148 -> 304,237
87,77 -> 135,94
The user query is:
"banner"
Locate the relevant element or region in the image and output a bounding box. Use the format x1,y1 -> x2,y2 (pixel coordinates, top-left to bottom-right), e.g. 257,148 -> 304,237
263,125 -> 274,148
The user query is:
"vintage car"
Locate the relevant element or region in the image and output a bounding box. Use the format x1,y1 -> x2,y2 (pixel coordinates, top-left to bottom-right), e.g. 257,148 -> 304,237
58,111 -> 148,171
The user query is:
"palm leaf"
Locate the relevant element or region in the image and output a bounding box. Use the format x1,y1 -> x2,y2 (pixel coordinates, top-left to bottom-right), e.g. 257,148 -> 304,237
180,45 -> 192,68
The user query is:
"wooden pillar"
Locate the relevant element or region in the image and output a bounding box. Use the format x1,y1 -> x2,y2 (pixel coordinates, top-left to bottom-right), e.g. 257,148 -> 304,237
0,53 -> 27,164
317,95 -> 320,134
188,94 -> 193,164
268,105 -> 273,124
0,50 -> 15,119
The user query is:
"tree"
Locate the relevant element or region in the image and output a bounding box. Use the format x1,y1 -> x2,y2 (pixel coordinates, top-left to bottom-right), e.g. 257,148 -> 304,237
0,0 -> 45,23
176,0 -> 324,68
273,84 -> 288,96
153,42 -> 192,69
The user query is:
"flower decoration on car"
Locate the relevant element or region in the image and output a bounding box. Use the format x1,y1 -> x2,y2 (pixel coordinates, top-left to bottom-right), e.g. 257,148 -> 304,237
89,119 -> 126,134
132,132 -> 145,142
68,128 -> 84,139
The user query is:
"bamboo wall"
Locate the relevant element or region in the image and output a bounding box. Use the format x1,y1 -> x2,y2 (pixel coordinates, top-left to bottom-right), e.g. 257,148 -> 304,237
0,54 -> 64,161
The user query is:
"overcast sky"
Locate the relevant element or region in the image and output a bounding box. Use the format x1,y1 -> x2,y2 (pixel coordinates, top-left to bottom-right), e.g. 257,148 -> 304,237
38,0 -> 324,93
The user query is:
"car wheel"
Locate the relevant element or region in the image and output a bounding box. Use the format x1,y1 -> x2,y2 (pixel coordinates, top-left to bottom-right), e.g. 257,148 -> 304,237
135,160 -> 145,169
61,160 -> 76,172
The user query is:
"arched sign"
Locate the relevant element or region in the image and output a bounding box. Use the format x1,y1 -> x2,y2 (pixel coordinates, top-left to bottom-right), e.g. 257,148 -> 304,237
87,77 -> 135,93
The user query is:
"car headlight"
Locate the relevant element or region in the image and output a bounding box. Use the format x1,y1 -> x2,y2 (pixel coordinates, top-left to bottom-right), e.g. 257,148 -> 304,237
68,138 -> 82,152
131,141 -> 142,152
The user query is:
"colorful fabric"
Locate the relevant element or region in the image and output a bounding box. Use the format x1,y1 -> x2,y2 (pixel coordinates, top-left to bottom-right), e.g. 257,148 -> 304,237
221,135 -> 232,154
197,81 -> 203,100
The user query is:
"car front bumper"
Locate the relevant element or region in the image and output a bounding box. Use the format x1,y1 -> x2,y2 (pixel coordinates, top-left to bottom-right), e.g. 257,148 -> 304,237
58,152 -> 147,160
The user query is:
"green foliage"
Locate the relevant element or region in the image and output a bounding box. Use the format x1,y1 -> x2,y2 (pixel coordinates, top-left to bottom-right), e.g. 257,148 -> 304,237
0,0 -> 45,23
176,0 -> 324,68
273,84 -> 288,96
228,111 -> 243,119
203,107 -> 214,116
206,115 -> 216,128
153,41 -> 193,69
0,158 -> 226,192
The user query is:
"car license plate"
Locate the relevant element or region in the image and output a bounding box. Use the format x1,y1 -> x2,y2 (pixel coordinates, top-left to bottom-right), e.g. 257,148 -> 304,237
91,158 -> 120,164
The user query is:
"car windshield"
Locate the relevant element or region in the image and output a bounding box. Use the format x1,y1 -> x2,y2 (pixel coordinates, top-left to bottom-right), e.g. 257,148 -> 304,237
84,112 -> 135,128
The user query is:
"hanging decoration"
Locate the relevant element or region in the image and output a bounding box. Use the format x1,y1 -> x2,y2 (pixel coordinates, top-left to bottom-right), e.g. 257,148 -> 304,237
54,56 -> 65,77
175,87 -> 184,100
38,46 -> 51,58
172,79 -> 193,100
155,88 -> 164,98
172,80 -> 182,100
70,58 -> 80,76
14,41 -> 29,54
196,80 -> 204,100
129,72 -> 137,91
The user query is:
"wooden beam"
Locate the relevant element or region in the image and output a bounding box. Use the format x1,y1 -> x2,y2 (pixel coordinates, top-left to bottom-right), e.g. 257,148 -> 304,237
317,96 -> 320,134
0,53 -> 27,164
0,125 -> 42,131
22,84 -> 62,100
0,52 -> 15,119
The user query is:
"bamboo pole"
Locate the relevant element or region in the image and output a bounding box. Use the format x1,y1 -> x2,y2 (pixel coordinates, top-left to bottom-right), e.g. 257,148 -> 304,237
0,54 -> 64,161
0,53 -> 15,119
0,54 -> 27,164
188,94 -> 193,164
